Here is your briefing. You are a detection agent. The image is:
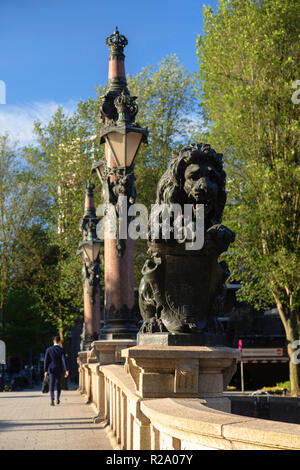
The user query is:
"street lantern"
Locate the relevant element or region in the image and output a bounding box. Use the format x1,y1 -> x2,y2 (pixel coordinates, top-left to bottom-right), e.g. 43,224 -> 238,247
78,219 -> 102,265
99,91 -> 148,169
77,181 -> 102,349
78,182 -> 102,305
100,126 -> 146,169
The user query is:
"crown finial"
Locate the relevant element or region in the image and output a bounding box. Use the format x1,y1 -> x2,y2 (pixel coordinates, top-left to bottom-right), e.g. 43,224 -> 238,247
106,27 -> 128,54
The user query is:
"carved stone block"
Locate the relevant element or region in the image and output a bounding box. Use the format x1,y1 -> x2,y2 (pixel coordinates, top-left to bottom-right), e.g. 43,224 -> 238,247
175,359 -> 198,394
122,346 -> 240,399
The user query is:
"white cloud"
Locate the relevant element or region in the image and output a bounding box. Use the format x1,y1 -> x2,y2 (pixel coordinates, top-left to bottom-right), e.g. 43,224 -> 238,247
0,100 -> 77,146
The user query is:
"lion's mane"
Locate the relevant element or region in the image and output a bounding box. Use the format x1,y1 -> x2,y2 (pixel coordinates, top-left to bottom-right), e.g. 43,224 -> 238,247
156,143 -> 227,225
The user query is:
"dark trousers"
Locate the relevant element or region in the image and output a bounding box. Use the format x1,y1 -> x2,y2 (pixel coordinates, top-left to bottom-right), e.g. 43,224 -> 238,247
48,372 -> 62,401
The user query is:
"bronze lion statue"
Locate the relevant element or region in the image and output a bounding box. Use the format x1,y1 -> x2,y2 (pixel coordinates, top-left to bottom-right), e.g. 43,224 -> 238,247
138,143 -> 235,336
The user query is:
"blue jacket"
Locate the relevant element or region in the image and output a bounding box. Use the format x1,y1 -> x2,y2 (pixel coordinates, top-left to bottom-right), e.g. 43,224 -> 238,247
44,345 -> 68,375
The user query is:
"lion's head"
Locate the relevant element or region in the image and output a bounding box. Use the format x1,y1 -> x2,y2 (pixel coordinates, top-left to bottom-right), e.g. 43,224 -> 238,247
156,143 -> 227,227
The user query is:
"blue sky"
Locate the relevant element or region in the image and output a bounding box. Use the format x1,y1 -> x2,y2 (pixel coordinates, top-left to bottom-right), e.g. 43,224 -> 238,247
0,0 -> 219,144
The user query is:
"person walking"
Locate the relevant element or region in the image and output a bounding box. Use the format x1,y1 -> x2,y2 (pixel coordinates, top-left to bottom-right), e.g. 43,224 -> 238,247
44,336 -> 69,406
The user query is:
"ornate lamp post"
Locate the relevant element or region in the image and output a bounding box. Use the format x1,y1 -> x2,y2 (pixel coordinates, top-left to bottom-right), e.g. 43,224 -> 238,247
78,180 -> 102,350
92,28 -> 148,340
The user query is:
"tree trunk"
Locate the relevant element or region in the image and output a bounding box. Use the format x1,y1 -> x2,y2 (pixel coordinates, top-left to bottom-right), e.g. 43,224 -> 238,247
0,303 -> 4,341
273,293 -> 300,396
0,287 -> 8,341
286,318 -> 300,397
58,326 -> 68,390
288,352 -> 300,397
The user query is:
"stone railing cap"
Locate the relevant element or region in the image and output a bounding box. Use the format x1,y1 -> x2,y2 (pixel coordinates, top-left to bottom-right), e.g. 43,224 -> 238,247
121,345 -> 240,359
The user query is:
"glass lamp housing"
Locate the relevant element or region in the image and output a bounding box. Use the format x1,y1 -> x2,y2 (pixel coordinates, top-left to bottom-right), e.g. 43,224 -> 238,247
100,124 -> 148,168
81,240 -> 101,263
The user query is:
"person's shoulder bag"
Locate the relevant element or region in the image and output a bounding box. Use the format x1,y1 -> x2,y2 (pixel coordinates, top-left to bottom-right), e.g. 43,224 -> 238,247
42,375 -> 49,393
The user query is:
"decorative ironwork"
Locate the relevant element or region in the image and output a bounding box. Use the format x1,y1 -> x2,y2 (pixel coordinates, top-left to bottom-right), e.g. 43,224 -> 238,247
100,304 -> 137,340
114,91 -> 138,123
92,160 -> 136,257
80,323 -> 99,351
82,255 -> 101,305
92,159 -> 136,204
80,180 -> 98,231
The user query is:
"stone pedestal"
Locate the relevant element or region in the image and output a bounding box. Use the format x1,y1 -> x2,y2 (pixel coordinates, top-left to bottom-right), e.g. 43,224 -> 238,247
122,346 -> 240,412
92,339 -> 137,365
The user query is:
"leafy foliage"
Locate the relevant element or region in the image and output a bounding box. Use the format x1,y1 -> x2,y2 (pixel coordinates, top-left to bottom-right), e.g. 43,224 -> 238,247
196,0 -> 300,393
21,108 -> 97,344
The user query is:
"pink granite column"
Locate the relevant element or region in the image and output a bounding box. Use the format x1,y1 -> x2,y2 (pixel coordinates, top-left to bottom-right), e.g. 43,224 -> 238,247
80,182 -> 101,348
100,29 -> 137,339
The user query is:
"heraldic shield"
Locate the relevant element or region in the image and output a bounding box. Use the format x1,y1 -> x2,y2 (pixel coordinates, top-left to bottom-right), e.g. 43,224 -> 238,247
139,237 -> 231,335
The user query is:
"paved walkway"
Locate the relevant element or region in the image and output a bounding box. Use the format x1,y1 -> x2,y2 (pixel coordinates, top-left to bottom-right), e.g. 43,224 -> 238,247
0,387 -> 113,450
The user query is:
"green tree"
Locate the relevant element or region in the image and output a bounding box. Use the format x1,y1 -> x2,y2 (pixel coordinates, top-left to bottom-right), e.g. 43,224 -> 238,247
0,135 -> 16,343
0,135 -> 44,342
196,0 -> 300,394
5,288 -> 55,369
22,108 -> 98,346
0,134 -> 54,368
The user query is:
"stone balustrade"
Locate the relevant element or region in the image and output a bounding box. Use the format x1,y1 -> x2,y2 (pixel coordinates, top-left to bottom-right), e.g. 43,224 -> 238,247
77,346 -> 300,450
